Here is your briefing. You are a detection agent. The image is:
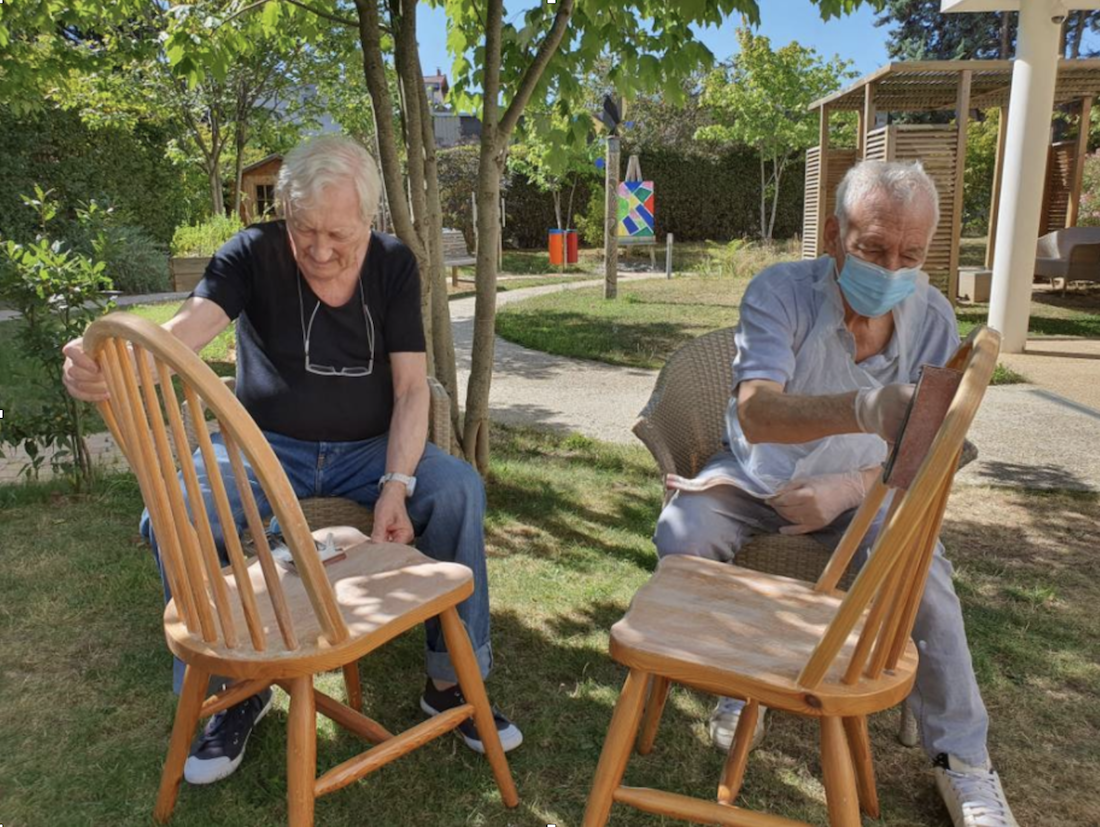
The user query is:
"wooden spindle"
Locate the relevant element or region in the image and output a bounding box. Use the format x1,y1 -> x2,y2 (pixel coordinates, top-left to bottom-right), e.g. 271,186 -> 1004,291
159,360 -> 239,648
222,429 -> 298,651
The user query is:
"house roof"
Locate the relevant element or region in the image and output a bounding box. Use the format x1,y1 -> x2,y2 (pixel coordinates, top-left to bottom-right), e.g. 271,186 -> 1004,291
809,59 -> 1100,113
242,153 -> 283,174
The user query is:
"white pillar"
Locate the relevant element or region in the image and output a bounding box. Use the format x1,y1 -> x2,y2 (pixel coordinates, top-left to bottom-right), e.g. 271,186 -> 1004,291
987,0 -> 1062,353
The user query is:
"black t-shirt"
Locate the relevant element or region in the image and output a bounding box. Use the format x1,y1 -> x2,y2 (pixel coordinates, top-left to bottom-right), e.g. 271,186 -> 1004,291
192,220 -> 425,442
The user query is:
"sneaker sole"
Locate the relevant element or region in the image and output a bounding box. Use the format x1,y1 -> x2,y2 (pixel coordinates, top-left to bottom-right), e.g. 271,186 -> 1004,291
184,691 -> 275,786
420,697 -> 523,754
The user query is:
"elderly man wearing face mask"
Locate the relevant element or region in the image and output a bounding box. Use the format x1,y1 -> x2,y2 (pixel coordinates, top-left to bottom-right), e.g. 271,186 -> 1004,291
61,136 -> 521,788
654,161 -> 1017,827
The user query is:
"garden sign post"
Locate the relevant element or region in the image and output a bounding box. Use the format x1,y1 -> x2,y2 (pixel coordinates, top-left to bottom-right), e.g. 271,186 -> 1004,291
604,135 -> 620,299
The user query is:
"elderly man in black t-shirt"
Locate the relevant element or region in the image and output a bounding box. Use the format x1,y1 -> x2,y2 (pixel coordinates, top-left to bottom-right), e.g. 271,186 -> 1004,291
61,135 -> 521,785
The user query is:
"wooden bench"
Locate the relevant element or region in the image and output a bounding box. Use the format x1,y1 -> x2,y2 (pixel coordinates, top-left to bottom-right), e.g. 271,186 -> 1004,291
443,229 -> 476,287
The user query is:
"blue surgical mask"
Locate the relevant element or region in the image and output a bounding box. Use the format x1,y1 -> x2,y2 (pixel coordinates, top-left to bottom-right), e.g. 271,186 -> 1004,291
834,254 -> 920,318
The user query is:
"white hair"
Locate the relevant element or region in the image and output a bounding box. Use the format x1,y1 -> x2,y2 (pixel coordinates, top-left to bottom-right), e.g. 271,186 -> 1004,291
835,160 -> 940,239
275,135 -> 381,224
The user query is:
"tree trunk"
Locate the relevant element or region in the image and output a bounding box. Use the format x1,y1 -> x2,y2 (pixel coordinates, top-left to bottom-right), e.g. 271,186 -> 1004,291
208,163 -> 225,217
391,0 -> 435,375
462,0 -> 575,472
768,159 -> 784,243
232,120 -> 247,220
553,190 -> 563,230
1000,13 -> 1011,60
759,153 -> 768,241
1070,10 -> 1085,59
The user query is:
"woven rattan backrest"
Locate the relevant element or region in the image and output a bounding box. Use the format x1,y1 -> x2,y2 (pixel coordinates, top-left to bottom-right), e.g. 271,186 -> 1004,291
84,312 -> 348,653
798,326 -> 1000,690
633,328 -> 737,478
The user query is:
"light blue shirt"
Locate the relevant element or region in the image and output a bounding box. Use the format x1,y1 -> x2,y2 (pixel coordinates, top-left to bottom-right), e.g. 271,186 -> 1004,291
731,256 -> 960,395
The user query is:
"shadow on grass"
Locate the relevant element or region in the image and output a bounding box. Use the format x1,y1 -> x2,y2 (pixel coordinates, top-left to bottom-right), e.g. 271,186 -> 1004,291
495,309 -> 702,371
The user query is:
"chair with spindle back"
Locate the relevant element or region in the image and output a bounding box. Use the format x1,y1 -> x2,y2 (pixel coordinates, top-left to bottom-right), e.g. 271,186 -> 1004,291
83,312 -> 518,826
582,326 -> 1000,827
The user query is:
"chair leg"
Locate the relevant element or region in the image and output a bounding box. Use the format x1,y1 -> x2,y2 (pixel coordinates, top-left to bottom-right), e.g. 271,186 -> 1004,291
717,699 -> 759,806
342,662 -> 362,711
582,669 -> 649,827
154,665 -> 209,823
842,715 -> 880,819
438,606 -> 519,808
820,716 -> 861,827
287,675 -> 317,827
636,675 -> 670,755
898,703 -> 920,747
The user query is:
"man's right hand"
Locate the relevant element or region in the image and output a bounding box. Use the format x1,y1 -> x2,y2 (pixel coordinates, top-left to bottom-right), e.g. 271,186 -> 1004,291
853,383 -> 915,443
62,337 -> 110,402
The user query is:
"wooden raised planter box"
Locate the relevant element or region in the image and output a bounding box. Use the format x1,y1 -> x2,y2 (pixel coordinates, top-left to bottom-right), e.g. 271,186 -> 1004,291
169,256 -> 212,292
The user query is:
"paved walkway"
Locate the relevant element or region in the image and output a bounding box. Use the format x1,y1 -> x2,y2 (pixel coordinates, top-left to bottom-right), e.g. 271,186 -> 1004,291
3,278 -> 1098,492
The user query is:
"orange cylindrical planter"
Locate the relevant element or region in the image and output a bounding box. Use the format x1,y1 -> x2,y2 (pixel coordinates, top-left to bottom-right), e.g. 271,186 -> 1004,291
548,229 -> 565,265
565,229 -> 579,264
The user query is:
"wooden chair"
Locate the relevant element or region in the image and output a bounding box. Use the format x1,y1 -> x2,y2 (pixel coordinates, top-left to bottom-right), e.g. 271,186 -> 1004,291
84,312 -> 518,826
633,326 -> 980,746
583,326 -> 1000,827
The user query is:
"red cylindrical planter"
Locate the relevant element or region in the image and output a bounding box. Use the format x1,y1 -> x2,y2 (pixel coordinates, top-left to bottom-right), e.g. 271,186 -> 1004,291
548,229 -> 565,265
565,229 -> 579,264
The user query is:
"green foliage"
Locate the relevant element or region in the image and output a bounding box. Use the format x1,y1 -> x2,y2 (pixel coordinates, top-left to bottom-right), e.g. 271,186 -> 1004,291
697,28 -> 854,240
73,208 -> 170,295
964,109 -> 1000,236
575,187 -> 606,248
170,214 -> 243,258
0,188 -> 114,489
875,0 -> 1016,60
1079,153 -> 1100,227
436,145 -> 481,249
509,106 -> 601,230
0,106 -> 205,245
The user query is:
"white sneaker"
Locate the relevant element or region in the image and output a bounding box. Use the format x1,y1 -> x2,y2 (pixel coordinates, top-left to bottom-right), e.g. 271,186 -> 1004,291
707,697 -> 766,753
934,754 -> 1020,827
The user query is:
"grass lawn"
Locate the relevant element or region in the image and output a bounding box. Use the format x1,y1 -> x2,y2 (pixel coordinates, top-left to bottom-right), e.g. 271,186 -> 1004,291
1,426 -> 1098,826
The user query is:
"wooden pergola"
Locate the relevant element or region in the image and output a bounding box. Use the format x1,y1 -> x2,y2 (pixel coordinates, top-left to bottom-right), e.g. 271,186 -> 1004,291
803,59 -> 1100,303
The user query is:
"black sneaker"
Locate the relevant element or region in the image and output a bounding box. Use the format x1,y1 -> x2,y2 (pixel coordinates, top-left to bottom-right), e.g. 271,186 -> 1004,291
419,679 -> 523,754
183,689 -> 274,785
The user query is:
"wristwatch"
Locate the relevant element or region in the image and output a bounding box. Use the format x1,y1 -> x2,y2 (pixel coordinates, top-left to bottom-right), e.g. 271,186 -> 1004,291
378,472 -> 417,497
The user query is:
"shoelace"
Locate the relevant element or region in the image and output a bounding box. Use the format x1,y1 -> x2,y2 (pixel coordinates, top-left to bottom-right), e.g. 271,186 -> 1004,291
196,701 -> 252,749
944,769 -> 1012,827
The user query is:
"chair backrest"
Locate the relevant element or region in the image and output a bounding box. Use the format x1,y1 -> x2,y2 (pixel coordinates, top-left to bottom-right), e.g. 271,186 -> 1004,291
633,328 -> 736,478
1040,227 -> 1100,258
442,229 -> 471,259
797,326 -> 1000,691
85,312 -> 348,655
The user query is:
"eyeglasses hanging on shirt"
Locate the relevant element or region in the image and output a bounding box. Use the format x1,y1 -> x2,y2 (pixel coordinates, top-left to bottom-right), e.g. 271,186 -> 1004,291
297,270 -> 375,377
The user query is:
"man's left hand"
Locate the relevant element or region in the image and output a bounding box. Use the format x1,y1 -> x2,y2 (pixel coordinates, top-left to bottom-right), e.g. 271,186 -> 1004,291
767,470 -> 867,535
371,485 -> 415,544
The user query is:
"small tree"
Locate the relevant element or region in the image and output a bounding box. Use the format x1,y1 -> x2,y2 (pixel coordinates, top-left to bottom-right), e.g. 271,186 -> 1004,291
509,109 -> 599,232
0,188 -> 115,490
697,28 -> 854,242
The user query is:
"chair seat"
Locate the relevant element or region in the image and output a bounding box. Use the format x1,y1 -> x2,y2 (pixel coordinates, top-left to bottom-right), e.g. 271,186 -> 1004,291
165,532 -> 473,680
609,556 -> 917,717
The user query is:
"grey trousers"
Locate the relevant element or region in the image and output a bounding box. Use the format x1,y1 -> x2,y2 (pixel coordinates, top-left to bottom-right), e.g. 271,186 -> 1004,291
653,457 -> 990,767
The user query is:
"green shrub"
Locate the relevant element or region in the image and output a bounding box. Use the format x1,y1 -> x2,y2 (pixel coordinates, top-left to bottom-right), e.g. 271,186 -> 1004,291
171,214 -> 244,257
72,204 -> 169,294
436,145 -> 480,249
575,187 -> 605,247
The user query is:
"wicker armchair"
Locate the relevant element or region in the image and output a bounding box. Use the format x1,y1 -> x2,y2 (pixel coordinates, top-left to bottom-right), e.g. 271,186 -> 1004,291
183,375 -> 455,537
634,327 -> 977,747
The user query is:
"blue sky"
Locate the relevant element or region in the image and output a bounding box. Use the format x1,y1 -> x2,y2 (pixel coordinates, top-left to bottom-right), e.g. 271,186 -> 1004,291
416,1 -> 893,86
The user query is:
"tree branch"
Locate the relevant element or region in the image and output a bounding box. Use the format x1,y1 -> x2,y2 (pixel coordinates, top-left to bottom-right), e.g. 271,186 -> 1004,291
221,0 -> 357,29
498,0 -> 575,140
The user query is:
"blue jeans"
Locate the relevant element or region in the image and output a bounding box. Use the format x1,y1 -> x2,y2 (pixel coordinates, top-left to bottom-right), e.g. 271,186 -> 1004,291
140,431 -> 494,693
654,451 -> 991,768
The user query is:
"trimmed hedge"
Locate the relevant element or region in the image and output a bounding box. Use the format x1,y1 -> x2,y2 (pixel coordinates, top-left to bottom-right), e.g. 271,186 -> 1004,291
0,106 -> 205,245
436,144 -> 805,250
